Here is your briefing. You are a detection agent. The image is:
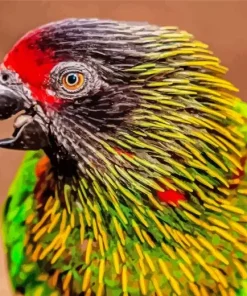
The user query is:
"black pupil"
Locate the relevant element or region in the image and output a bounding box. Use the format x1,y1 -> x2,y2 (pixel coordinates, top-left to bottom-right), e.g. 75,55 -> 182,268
67,74 -> 78,85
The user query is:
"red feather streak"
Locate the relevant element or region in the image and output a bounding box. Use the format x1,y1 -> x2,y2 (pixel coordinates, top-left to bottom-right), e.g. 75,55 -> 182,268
157,189 -> 186,205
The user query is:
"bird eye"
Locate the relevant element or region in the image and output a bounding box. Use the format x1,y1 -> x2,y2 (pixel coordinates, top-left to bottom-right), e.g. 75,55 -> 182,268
52,61 -> 102,100
62,72 -> 84,92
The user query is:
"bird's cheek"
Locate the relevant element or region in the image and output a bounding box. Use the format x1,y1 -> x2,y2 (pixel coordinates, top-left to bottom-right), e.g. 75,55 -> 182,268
30,86 -> 61,105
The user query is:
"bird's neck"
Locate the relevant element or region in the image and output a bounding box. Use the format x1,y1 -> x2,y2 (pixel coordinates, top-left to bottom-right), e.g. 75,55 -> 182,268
43,146 -> 79,178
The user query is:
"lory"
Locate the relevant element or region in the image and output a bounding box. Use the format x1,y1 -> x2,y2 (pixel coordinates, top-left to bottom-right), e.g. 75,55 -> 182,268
0,18 -> 247,296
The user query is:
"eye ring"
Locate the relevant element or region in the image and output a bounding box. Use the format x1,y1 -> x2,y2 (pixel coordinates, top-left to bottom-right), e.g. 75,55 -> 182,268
61,72 -> 85,92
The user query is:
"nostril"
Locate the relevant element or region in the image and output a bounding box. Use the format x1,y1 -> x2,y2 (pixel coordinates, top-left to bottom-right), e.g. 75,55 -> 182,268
1,73 -> 9,82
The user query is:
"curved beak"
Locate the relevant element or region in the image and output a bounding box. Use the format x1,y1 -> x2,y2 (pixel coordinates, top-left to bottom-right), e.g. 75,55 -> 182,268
0,84 -> 25,119
0,84 -> 49,150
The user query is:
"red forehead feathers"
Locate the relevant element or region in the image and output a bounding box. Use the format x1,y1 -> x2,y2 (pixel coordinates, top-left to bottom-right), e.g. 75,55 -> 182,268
3,29 -> 60,104
3,29 -> 57,86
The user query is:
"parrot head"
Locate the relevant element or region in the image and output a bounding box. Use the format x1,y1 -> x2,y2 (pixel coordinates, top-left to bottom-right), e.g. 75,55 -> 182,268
0,19 -> 148,174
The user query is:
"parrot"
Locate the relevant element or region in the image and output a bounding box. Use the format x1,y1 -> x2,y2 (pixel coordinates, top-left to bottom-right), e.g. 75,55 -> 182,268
0,18 -> 247,296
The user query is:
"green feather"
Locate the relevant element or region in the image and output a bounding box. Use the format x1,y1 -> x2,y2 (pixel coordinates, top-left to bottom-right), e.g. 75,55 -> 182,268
3,151 -> 59,294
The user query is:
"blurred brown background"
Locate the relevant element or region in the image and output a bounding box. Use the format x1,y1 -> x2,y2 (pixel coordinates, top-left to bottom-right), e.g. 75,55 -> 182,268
0,0 -> 247,294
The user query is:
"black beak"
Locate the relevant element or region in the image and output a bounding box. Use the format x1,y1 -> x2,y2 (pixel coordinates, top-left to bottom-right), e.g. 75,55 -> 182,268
0,84 -> 25,119
0,84 -> 49,150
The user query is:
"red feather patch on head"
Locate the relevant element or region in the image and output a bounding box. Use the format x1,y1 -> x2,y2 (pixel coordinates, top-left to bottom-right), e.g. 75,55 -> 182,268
2,29 -> 61,104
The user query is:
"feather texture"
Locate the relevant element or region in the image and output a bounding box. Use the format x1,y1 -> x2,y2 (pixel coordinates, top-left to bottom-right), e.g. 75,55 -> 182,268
2,19 -> 247,296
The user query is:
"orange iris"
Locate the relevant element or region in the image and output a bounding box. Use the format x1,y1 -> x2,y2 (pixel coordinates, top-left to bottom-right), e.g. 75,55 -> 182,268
62,72 -> 84,91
